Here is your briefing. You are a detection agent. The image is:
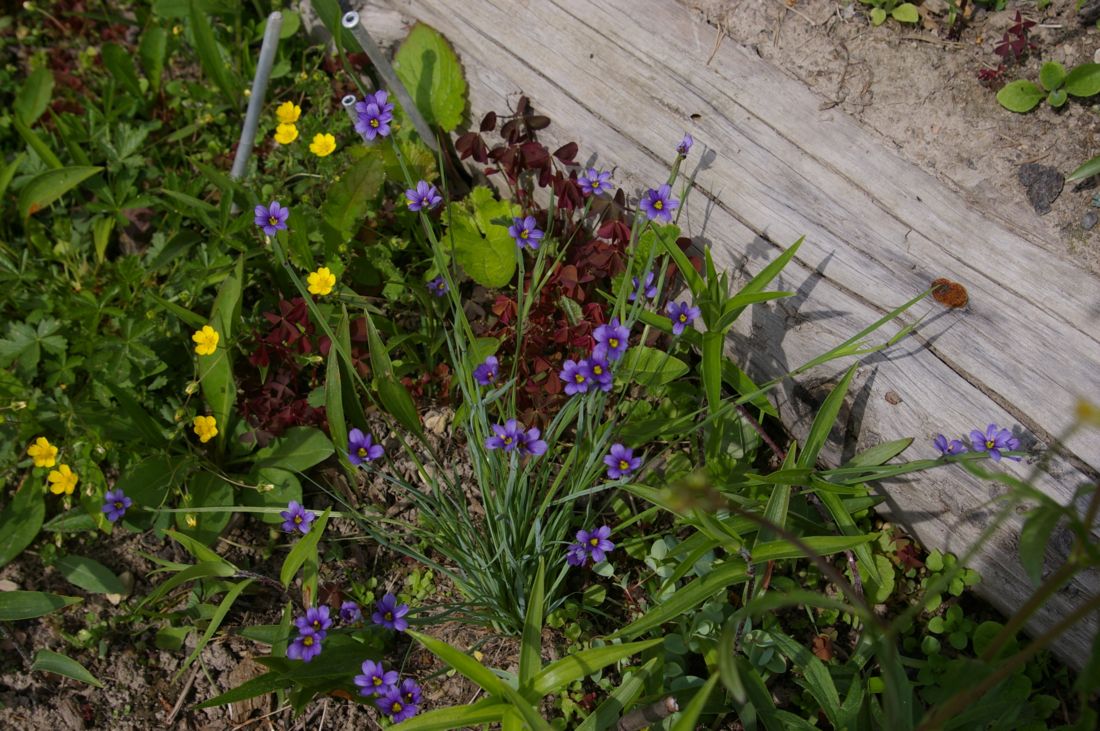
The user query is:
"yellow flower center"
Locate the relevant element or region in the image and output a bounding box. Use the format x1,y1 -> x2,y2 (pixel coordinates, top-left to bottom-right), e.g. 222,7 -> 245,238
269,216 -> 278,226
520,229 -> 529,239
654,200 -> 663,210
593,365 -> 603,375
609,338 -> 619,348
619,460 -> 630,470
294,515 -> 302,524
679,314 -> 687,322
393,702 -> 403,712
385,611 -> 393,621
986,440 -> 995,449
358,447 -> 368,457
589,537 -> 599,546
114,501 -> 124,509
370,118 -> 379,128
303,636 -> 314,647
503,436 -> 512,445
374,677 -> 382,686
574,374 -> 585,383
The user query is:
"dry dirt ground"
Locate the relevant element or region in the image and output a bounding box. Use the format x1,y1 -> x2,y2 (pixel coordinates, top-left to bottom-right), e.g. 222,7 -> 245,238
686,0 -> 1100,273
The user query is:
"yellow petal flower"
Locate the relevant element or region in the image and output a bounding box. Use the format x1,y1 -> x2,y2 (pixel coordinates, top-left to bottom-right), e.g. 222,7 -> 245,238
27,436 -> 58,468
309,133 -> 336,157
192,325 -> 220,356
307,267 -> 337,296
47,464 -> 78,495
275,101 -> 301,124
193,415 -> 218,443
274,123 -> 299,144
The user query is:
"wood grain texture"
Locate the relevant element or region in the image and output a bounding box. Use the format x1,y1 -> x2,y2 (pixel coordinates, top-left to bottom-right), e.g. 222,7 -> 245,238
376,0 -> 1100,662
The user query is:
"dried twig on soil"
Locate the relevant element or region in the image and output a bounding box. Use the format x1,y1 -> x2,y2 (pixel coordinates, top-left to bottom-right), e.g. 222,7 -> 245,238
165,664 -> 200,726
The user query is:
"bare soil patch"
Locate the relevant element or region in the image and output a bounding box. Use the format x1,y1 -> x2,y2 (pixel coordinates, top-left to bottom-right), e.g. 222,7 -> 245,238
686,0 -> 1100,273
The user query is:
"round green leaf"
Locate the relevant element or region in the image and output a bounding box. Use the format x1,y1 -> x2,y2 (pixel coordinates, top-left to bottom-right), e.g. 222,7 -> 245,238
394,22 -> 468,132
1047,89 -> 1068,108
1064,63 -> 1100,98
870,7 -> 886,25
891,3 -> 919,23
1039,62 -> 1066,92
996,80 -> 1044,113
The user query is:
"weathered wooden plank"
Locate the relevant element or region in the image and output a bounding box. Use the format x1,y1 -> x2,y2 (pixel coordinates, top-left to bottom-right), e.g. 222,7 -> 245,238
377,0 -> 1099,661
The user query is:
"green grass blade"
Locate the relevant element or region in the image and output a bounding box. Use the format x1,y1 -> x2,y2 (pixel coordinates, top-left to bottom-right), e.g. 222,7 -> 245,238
0,591 -> 81,621
280,509 -> 330,587
188,5 -> 240,105
798,364 -> 856,469
612,561 -> 748,639
519,559 -> 546,690
769,630 -> 841,728
670,674 -> 719,731
390,699 -> 508,730
575,657 -> 659,731
531,639 -> 662,696
176,578 -> 254,680
32,650 -> 103,688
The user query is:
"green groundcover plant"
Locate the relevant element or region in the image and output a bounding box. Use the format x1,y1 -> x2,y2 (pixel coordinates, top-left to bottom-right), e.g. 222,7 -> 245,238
1,3 -> 1098,729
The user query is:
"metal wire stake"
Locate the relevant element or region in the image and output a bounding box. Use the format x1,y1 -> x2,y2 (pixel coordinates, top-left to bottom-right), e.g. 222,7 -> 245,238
230,11 -> 284,181
340,10 -> 439,153
341,94 -> 359,126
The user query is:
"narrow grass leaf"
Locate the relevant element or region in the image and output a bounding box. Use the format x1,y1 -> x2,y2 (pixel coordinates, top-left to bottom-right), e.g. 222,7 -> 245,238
390,699 -> 508,730
769,630 -> 841,728
575,657 -> 659,731
187,4 -> 239,104
531,639 -> 663,695
176,578 -> 254,680
280,509 -> 330,588
32,650 -> 103,688
0,591 -> 81,621
194,671 -> 290,708
613,561 -> 748,639
17,166 -> 102,218
670,673 -> 719,731
518,560 -> 545,689
55,556 -> 125,595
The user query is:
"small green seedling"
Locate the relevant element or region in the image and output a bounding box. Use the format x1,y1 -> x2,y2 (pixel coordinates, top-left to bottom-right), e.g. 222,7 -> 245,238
859,0 -> 919,26
997,61 -> 1100,112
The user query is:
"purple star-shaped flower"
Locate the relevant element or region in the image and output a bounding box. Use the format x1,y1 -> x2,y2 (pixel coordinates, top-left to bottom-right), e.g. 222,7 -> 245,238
640,184 -> 679,223
372,593 -> 410,632
280,500 -> 316,535
428,276 -> 449,297
339,600 -> 362,624
486,419 -> 524,451
399,678 -> 422,707
294,606 -> 333,639
361,89 -> 394,115
676,133 -> 694,156
604,443 -> 642,480
354,100 -> 393,142
969,423 -> 1021,462
348,428 -> 384,466
561,359 -> 591,396
376,686 -> 418,722
593,317 -> 630,361
406,180 -> 442,211
565,542 -> 588,566
287,627 -> 323,662
568,526 -> 615,567
586,356 -> 613,392
933,434 -> 967,457
508,215 -> 543,250
254,201 -> 289,236
666,301 -> 701,336
519,427 -> 547,457
629,271 -> 658,302
354,659 -> 399,697
474,355 -> 499,386
578,168 -> 612,196
101,488 -> 132,523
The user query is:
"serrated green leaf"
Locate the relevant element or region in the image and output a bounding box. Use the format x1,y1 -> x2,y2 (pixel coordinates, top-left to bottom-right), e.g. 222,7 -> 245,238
321,154 -> 385,241
394,22 -> 468,132
17,166 -> 102,218
0,591 -> 81,621
32,650 -> 103,688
